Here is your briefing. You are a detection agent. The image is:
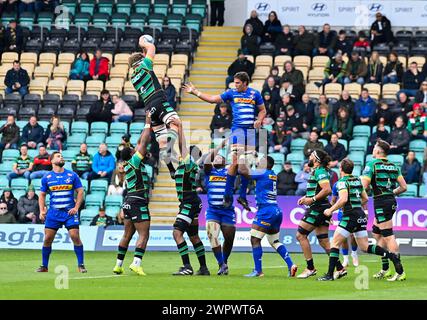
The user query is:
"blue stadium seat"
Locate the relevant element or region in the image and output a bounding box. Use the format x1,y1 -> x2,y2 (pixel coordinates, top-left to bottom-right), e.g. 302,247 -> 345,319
419,184 -> 426,198
71,121 -> 89,135
129,122 -> 145,136
353,165 -> 362,177
409,140 -> 427,153
348,152 -> 365,167
105,194 -> 123,207
31,178 -> 42,190
86,134 -> 106,148
353,125 -> 371,138
80,208 -> 99,225
0,176 -> 8,189
269,153 -> 285,165
388,154 -> 404,166
338,139 -> 348,150
272,164 -> 282,175
290,138 -> 306,152
105,134 -> 123,149
61,149 -> 77,162
85,193 -> 104,208
90,122 -> 109,135
116,0 -> 133,15
2,149 -> 19,161
81,179 -> 89,193
67,134 -> 87,148
286,152 -> 304,165
319,139 -> 328,147
110,122 -> 128,135
349,139 -> 367,152
90,179 -> 108,193
11,178 -> 29,191
27,149 -> 38,159
292,164 -> 301,174
145,164 -> 153,180
135,0 -> 151,15
365,154 -> 373,164
14,190 -> 26,200
0,162 -> 14,175
400,184 -> 418,197
106,206 -> 120,217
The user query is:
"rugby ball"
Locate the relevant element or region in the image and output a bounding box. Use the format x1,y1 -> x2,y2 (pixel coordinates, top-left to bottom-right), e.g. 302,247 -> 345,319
141,34 -> 154,44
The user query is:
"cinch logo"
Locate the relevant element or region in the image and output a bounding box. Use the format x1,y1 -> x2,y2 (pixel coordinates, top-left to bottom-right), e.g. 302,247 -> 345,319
209,176 -> 227,182
369,3 -> 383,12
50,184 -> 73,191
311,3 -> 327,12
255,2 -> 270,12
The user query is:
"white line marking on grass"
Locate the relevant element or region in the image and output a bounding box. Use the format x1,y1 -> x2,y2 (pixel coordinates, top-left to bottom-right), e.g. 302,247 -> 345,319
70,275 -> 129,280
263,266 -> 286,269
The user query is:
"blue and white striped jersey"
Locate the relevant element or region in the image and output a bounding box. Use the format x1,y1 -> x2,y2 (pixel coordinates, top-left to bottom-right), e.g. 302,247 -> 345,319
252,169 -> 277,206
205,167 -> 233,209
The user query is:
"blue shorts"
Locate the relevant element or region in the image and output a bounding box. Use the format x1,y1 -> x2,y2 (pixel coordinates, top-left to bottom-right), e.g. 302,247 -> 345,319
45,209 -> 80,230
253,205 -> 283,231
337,210 -> 343,222
229,127 -> 256,147
206,207 -> 236,225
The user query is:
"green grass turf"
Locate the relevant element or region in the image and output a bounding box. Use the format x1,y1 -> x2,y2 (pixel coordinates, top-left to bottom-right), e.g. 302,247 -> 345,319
0,249 -> 426,300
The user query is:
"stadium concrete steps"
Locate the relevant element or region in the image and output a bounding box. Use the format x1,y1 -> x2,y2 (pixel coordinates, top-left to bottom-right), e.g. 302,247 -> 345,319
150,26 -> 241,224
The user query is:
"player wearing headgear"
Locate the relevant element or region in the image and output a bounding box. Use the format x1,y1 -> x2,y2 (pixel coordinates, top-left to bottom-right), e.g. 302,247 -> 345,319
112,111 -> 152,276
361,139 -> 407,281
318,158 -> 404,281
237,154 -> 298,277
203,139 -> 236,275
37,151 -> 85,273
168,119 -> 209,276
296,149 -> 346,279
183,72 -> 266,212
129,35 -> 181,173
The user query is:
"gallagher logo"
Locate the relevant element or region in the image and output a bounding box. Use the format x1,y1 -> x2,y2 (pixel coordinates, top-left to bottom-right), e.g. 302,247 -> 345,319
368,3 -> 383,12
311,3 -> 327,12
255,2 -> 270,12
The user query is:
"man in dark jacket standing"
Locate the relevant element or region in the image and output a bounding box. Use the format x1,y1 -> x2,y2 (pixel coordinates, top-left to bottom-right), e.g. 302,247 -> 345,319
277,161 -> 297,195
4,60 -> 30,96
370,12 -> 394,47
0,114 -> 20,162
225,50 -> 254,88
243,10 -> 264,37
4,20 -> 23,53
86,89 -> 114,124
21,116 -> 44,149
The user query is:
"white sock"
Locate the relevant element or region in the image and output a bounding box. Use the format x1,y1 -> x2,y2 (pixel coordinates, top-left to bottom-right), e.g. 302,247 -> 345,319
116,259 -> 123,267
342,255 -> 349,264
351,251 -> 358,256
132,256 -> 142,267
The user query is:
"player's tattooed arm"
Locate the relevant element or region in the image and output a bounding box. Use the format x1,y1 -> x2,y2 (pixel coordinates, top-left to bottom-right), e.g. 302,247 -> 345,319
183,82 -> 223,104
393,175 -> 407,196
38,191 -> 47,222
136,111 -> 152,157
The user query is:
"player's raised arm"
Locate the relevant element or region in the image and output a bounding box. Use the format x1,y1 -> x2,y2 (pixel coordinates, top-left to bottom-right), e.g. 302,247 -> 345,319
183,82 -> 223,104
204,138 -> 228,173
136,111 -> 153,158
139,36 -> 156,60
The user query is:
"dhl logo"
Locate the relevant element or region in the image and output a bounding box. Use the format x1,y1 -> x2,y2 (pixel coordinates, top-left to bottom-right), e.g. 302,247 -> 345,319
260,221 -> 271,226
209,176 -> 227,182
269,175 -> 277,181
50,184 -> 73,191
233,98 -> 256,104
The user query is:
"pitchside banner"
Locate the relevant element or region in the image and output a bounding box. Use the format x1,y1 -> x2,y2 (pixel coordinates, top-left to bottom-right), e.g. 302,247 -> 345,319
247,0 -> 427,27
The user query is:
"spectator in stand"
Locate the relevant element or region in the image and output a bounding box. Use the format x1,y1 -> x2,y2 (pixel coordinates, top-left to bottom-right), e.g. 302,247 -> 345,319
18,185 -> 40,224
0,22 -> 5,55
303,131 -> 324,158
4,20 -> 23,53
225,50 -> 254,88
265,66 -> 281,86
324,133 -> 347,168
89,49 -> 110,82
415,81 -> 427,108
162,76 -> 176,110
352,31 -> 371,57
366,51 -> 383,84
293,25 -> 316,56
243,10 -> 264,37
86,89 -> 114,124
375,102 -> 393,127
295,162 -> 311,196
382,51 -> 404,84
44,115 -> 66,151
274,25 -> 294,56
29,145 -> 51,180
423,62 -> 427,79
370,12 -> 394,47
72,143 -> 92,180
262,91 -> 276,119
262,76 -> 281,106
315,52 -> 346,87
90,207 -> 114,227
334,30 -> 353,57
36,0 -> 59,12
0,202 -> 16,223
241,24 -> 259,56
107,161 -> 126,196
315,94 -> 329,116
210,0 -> 225,26
296,93 -> 315,131
0,114 -> 19,162
69,51 -> 90,81
344,51 -> 367,84
313,103 -> 333,141
281,60 -> 304,95
210,103 -> 232,139
277,161 -> 297,195
115,134 -> 134,162
21,116 -> 44,149
0,187 -> 18,221
333,106 -> 353,140
399,62 -> 425,98
396,92 -> 413,122
111,95 -> 133,122
313,23 -> 337,57
263,11 -> 282,43
7,144 -> 33,182
401,151 -> 421,184
407,103 -> 427,141
283,104 -> 307,139
367,122 -> 390,153
274,93 -> 293,119
332,90 -> 354,118
388,116 -> 410,154
268,117 -> 291,155
279,78 -> 302,102
88,143 -> 116,182
354,88 -> 376,125
4,60 -> 29,96
2,0 -> 19,13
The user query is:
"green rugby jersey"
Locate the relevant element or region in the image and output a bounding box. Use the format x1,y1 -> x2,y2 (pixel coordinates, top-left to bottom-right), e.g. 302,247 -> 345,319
174,155 -> 199,203
362,158 -> 402,199
71,152 -> 92,172
336,175 -> 364,213
306,167 -> 330,209
125,151 -> 150,199
130,56 -> 162,104
14,155 -> 32,170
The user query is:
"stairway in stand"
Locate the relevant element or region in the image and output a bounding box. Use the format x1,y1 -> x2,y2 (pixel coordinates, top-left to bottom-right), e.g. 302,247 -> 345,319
150,26 -> 242,225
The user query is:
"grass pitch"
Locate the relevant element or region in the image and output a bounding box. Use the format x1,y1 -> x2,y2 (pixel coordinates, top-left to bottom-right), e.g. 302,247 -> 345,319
0,249 -> 426,300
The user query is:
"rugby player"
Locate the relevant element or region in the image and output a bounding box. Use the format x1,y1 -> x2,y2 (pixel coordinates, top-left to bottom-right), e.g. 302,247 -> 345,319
37,152 -> 85,272
113,111 -> 152,276
361,139 -> 407,281
318,159 -> 404,281
183,72 -> 266,211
